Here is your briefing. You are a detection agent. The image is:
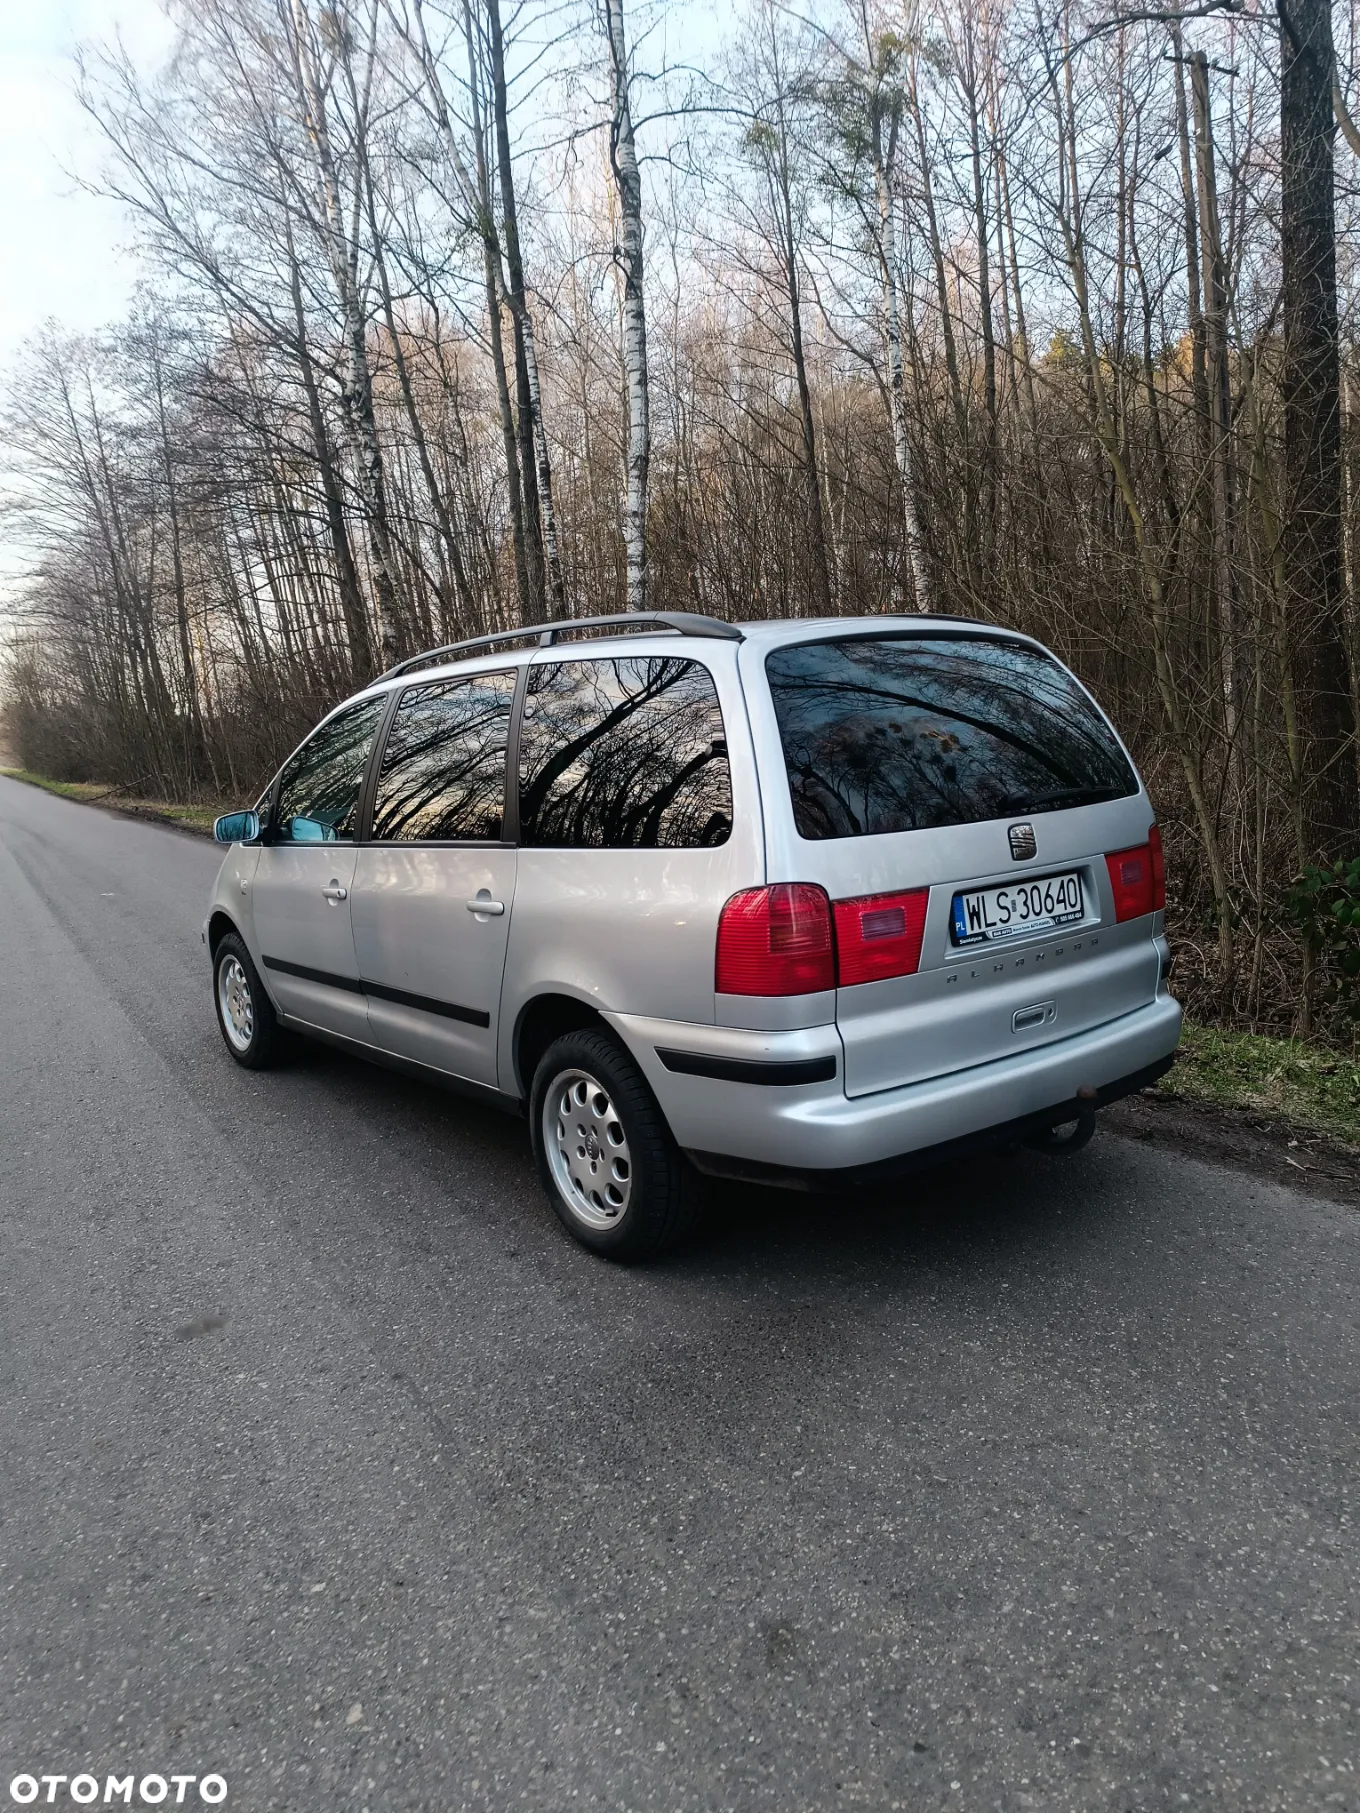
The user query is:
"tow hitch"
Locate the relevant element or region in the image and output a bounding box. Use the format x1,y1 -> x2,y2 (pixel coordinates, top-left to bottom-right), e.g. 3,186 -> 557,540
1025,1085 -> 1099,1155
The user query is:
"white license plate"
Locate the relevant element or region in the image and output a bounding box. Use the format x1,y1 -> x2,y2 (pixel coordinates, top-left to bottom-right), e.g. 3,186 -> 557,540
951,871 -> 1085,946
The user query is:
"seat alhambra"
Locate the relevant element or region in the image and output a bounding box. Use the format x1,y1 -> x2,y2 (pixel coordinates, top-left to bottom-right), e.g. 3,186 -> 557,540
205,612 -> 1180,1257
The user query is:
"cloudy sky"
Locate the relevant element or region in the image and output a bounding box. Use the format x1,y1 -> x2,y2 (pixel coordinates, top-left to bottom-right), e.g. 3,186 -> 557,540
0,1 -> 173,354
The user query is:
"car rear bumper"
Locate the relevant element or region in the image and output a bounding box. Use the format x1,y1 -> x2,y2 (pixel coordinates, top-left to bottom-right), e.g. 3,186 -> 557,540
607,994 -> 1182,1190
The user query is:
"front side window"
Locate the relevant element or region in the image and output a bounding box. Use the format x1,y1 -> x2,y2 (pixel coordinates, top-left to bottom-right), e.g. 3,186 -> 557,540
519,657 -> 733,849
766,635 -> 1138,840
371,670 -> 517,841
274,696 -> 386,843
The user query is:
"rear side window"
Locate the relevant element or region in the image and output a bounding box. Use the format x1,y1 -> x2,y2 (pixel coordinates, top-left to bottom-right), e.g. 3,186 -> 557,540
519,657 -> 732,849
371,670 -> 516,841
274,695 -> 386,843
766,636 -> 1138,840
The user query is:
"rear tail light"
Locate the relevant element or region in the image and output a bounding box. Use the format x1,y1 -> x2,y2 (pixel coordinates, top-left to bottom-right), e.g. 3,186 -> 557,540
833,888 -> 929,985
715,883 -> 834,995
1106,831 -> 1164,922
716,882 -> 932,994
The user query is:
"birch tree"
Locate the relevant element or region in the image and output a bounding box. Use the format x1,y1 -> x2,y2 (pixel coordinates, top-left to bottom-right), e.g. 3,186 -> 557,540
601,0 -> 650,611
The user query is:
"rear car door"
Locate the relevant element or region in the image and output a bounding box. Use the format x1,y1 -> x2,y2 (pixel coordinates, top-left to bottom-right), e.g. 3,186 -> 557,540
755,631 -> 1162,1096
505,651 -> 745,1043
251,695 -> 387,1043
350,668 -> 518,1086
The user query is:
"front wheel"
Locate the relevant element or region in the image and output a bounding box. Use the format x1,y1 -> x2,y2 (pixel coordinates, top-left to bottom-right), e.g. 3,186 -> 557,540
530,1029 -> 704,1259
213,931 -> 284,1070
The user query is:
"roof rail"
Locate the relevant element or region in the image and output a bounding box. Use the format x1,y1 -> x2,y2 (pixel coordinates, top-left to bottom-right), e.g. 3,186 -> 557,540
374,610 -> 743,684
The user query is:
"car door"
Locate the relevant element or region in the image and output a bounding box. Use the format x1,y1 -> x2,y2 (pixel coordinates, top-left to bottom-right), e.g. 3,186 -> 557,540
349,667 -> 518,1087
505,651 -> 744,1036
250,694 -> 388,1044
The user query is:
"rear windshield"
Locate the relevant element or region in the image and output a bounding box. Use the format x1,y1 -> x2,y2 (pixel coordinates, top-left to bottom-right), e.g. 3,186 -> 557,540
765,635 -> 1138,840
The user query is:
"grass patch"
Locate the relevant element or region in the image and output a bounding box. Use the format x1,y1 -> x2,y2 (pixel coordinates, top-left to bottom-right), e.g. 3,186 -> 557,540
1,769 -> 111,803
1,768 -> 222,835
1161,1020 -> 1360,1147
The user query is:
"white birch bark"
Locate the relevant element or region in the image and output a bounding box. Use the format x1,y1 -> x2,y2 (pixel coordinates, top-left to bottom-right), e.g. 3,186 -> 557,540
870,124 -> 930,613
603,0 -> 650,612
520,306 -> 567,616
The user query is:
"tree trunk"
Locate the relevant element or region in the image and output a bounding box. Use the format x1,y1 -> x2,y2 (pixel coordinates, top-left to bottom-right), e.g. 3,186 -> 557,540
1190,51 -> 1244,755
361,150 -> 476,634
1280,0 -> 1359,860
284,218 -> 370,682
770,82 -> 832,616
603,0 -> 650,612
449,0 -> 533,627
963,46 -> 997,568
484,0 -> 548,621
870,93 -> 930,612
147,330 -> 204,782
290,0 -> 402,668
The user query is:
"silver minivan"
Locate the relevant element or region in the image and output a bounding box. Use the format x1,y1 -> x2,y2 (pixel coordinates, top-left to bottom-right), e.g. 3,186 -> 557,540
205,613 -> 1181,1257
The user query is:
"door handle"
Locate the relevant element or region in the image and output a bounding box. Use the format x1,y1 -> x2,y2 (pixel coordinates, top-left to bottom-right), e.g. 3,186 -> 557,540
465,897 -> 505,916
322,882 -> 348,902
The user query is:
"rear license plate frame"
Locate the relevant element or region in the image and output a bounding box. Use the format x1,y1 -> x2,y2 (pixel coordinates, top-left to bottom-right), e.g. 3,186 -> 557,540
950,871 -> 1085,947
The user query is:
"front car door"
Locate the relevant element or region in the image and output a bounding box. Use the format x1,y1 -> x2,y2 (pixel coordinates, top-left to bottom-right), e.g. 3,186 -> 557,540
350,667 -> 519,1086
250,694 -> 387,1043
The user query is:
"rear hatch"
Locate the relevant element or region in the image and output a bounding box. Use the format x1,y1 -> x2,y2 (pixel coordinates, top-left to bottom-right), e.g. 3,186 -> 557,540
759,630 -> 1162,1098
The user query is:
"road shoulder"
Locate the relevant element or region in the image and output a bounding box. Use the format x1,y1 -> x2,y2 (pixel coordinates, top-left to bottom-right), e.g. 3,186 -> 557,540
1,768 -> 219,837
1105,1087 -> 1360,1207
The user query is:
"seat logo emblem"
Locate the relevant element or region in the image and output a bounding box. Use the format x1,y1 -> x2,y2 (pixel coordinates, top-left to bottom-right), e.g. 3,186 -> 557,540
1009,822 -> 1037,860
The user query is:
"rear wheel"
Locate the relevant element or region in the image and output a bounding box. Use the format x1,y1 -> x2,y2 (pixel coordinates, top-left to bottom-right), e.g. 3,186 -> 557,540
530,1029 -> 703,1259
213,931 -> 283,1070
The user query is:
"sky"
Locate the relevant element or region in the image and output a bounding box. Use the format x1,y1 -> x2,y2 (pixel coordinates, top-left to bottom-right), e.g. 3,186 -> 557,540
0,0 -> 173,355
0,2 -> 174,606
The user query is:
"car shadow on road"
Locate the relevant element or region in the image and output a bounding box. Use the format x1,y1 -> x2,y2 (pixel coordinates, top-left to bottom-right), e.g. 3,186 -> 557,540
278,1033 -> 1130,1292
688,1141 -> 1117,1276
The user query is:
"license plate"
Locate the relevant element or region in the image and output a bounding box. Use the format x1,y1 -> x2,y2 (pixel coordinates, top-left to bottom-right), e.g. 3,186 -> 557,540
951,871 -> 1084,946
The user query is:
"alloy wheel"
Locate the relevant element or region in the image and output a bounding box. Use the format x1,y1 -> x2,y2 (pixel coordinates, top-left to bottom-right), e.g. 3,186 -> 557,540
542,1067 -> 633,1229
218,954 -> 254,1053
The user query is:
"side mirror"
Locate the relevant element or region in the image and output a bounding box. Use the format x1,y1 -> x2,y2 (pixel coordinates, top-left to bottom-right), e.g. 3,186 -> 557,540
214,809 -> 260,845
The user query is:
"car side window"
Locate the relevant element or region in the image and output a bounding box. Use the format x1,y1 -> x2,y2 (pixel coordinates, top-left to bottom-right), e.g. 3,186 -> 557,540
274,696 -> 386,844
371,671 -> 517,841
518,656 -> 732,849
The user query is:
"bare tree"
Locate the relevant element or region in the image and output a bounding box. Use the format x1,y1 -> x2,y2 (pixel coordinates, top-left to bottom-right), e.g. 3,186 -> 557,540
9,0 -> 1360,1038
601,0 -> 650,610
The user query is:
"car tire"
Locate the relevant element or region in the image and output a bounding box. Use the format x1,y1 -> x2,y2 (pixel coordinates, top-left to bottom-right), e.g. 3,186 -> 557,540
530,1028 -> 705,1259
212,931 -> 284,1070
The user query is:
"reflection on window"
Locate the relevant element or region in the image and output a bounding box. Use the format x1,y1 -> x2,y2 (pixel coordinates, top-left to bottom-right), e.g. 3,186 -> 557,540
766,637 -> 1138,840
519,657 -> 732,849
275,696 -> 386,843
371,671 -> 516,841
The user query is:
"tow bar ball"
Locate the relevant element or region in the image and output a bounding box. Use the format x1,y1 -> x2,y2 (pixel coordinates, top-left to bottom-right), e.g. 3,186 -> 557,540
1025,1085 -> 1099,1155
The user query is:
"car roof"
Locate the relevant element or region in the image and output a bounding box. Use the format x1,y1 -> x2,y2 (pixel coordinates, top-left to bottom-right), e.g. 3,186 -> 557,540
338,614 -> 1038,713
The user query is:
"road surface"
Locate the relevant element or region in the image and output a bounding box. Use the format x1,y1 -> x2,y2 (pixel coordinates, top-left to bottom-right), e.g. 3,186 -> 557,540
1,775 -> 1357,1812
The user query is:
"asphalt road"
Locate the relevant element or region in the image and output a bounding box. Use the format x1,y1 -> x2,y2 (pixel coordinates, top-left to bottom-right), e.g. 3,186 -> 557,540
1,775 -> 1357,1813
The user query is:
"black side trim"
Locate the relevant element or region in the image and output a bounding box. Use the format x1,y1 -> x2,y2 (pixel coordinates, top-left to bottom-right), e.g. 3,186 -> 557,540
262,956 -> 490,1028
263,956 -> 365,994
685,1054 -> 1176,1191
362,978 -> 491,1028
657,1047 -> 837,1086
273,1014 -> 521,1110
